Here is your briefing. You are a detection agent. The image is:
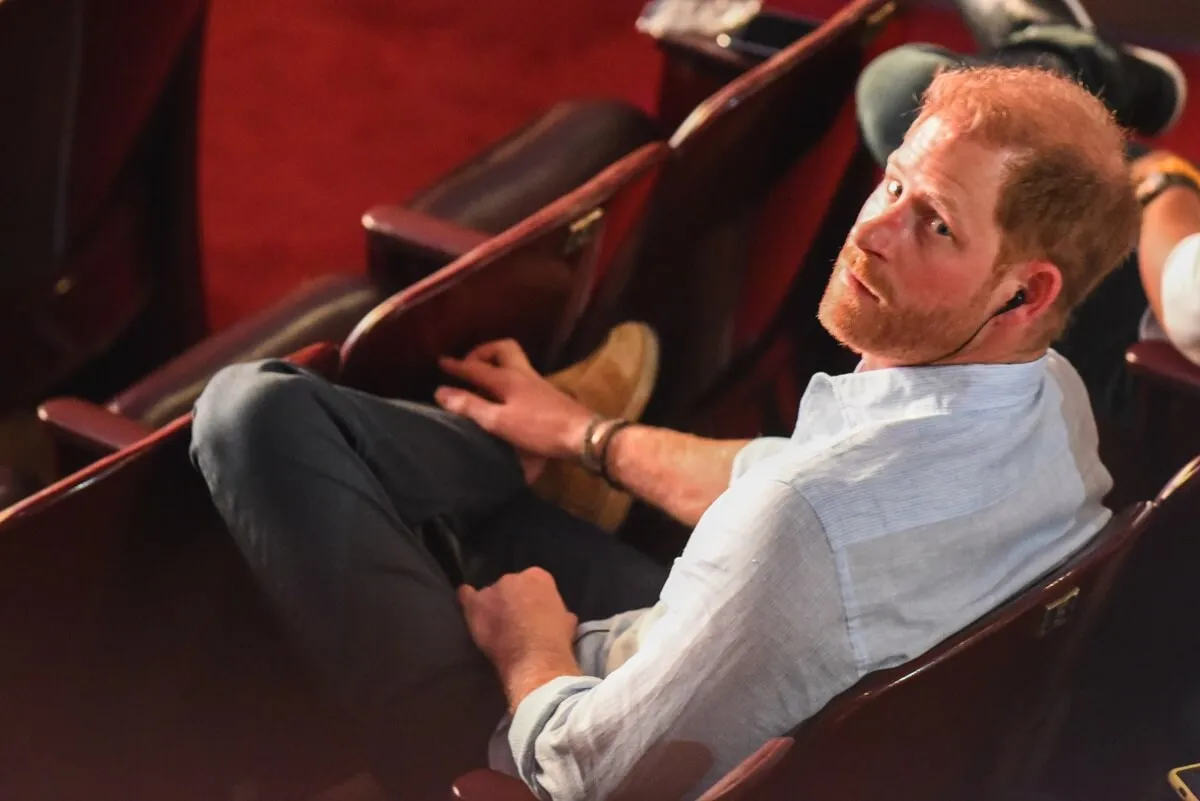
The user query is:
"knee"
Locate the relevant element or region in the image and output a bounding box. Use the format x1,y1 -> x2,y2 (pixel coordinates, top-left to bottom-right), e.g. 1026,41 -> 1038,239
856,44 -> 956,167
190,360 -> 319,480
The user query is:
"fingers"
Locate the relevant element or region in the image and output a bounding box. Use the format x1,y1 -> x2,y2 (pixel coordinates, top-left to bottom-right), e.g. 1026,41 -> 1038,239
456,585 -> 484,644
434,386 -> 498,430
520,565 -> 555,587
464,338 -> 533,370
438,355 -> 509,396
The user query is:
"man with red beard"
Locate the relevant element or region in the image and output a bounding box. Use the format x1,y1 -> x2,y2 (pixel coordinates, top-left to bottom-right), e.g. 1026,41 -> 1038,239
191,66 -> 1138,801
853,0 -> 1189,423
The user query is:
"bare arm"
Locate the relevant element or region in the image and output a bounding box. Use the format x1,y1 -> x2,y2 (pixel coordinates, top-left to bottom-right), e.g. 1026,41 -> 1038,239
435,340 -> 752,527
1138,187 -> 1200,328
1133,152 -> 1200,333
602,426 -> 750,528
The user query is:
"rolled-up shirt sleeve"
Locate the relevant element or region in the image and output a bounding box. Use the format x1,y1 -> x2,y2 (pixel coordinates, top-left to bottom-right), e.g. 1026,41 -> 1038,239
505,474 -> 856,801
1161,233 -> 1200,365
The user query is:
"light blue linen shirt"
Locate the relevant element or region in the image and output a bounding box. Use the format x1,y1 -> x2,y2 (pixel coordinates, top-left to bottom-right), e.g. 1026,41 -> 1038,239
490,350 -> 1113,801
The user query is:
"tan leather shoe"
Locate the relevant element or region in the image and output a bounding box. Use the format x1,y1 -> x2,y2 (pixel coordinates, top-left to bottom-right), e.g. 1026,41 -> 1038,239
533,322 -> 659,532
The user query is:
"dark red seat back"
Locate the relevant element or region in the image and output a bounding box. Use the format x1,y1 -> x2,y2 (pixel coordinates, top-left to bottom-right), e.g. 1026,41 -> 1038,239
1124,340 -> 1200,495
750,504 -> 1148,801
338,143 -> 669,400
0,0 -> 209,409
1046,456 -> 1200,801
0,411 -> 368,801
617,0 -> 893,426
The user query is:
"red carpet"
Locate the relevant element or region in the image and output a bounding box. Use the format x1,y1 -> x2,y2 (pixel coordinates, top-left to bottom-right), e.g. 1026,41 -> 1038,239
199,0 -> 1200,332
199,0 -> 659,330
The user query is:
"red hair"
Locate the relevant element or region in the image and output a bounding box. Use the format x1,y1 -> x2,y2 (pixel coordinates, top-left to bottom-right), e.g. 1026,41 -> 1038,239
914,66 -> 1139,340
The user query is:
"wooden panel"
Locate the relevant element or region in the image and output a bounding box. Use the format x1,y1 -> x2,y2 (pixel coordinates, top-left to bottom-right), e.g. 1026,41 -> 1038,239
0,421 -> 365,801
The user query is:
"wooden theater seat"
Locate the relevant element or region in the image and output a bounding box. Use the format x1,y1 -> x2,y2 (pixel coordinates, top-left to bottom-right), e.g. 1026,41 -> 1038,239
0,345 -> 369,801
36,142 -> 669,482
365,100 -> 662,295
1045,455 -> 1200,801
361,0 -> 898,434
26,1 -> 893,500
1124,339 -> 1200,493
340,143 -> 669,399
12,99 -> 657,495
616,0 -> 895,428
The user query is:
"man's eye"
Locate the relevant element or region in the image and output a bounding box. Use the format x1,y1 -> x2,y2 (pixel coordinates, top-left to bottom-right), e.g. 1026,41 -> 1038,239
885,179 -> 902,198
931,219 -> 952,238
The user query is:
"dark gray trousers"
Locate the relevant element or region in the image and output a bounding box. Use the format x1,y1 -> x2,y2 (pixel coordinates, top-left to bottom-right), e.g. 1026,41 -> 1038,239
189,359 -> 668,796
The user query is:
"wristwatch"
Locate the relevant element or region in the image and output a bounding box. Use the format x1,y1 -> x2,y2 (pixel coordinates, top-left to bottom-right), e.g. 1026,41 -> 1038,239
1136,155 -> 1200,208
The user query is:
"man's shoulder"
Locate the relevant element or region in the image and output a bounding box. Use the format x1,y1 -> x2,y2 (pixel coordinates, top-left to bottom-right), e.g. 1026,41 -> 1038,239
688,468 -> 828,568
752,415 -> 1091,549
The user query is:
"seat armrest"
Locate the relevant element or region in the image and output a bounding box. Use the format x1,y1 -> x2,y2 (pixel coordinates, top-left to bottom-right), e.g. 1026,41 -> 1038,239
446,737 -> 794,801
369,100 -> 659,293
696,737 -> 793,800
38,398 -> 155,456
363,205 -> 489,292
1126,340 -> 1200,399
109,274 -> 380,428
450,770 -> 537,801
285,341 -> 342,378
405,100 -> 658,233
38,342 -> 343,474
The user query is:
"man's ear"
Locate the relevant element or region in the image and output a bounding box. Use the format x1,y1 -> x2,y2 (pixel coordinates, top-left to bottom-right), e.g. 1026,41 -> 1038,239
1007,260 -> 1063,321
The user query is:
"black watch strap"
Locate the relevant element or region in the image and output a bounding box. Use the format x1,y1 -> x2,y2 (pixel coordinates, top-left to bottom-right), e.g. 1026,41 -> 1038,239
1138,170 -> 1200,208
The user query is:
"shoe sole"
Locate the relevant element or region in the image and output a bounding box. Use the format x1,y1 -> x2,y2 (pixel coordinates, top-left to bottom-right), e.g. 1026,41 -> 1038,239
1123,44 -> 1188,135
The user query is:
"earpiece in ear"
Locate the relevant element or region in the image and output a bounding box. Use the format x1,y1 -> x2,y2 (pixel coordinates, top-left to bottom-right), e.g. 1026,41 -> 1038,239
993,288 -> 1027,317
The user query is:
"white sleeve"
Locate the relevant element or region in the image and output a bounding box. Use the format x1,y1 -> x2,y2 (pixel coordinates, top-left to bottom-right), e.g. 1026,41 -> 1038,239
1160,233 -> 1200,365
506,477 -> 855,801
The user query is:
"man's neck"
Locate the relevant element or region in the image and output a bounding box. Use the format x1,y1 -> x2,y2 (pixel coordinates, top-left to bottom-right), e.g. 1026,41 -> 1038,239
858,345 -> 1049,372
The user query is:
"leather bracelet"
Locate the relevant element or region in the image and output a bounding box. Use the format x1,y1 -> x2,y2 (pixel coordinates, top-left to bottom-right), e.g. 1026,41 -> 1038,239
1136,156 -> 1200,208
1138,171 -> 1200,208
578,417 -> 633,484
597,419 -> 634,488
579,416 -> 607,475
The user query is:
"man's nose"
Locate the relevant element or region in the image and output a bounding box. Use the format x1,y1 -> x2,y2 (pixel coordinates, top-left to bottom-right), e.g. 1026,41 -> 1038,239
851,202 -> 905,261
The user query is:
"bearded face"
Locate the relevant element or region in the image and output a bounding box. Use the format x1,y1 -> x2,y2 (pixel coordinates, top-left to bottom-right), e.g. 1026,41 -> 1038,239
818,115 -> 1019,366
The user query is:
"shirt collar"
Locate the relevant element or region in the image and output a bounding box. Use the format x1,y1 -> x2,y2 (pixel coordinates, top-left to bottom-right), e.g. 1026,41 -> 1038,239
796,355 -> 1050,433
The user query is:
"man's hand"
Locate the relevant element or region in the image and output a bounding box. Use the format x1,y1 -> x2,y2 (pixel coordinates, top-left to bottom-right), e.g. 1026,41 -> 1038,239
434,339 -> 594,483
458,568 -> 583,711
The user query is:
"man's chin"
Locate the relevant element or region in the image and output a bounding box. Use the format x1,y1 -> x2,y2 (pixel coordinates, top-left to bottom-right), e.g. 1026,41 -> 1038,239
817,294 -> 869,354
817,297 -> 955,365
